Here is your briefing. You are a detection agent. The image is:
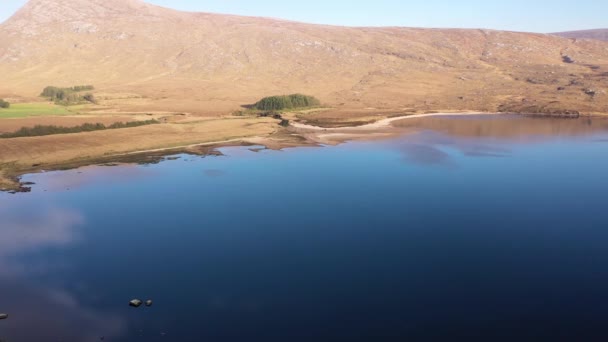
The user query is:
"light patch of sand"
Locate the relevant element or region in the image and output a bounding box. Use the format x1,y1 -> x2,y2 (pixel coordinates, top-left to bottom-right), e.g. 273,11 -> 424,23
291,112 -> 493,131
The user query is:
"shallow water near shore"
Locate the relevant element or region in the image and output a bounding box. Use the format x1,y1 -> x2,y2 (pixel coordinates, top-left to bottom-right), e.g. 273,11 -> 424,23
2,115 -> 608,341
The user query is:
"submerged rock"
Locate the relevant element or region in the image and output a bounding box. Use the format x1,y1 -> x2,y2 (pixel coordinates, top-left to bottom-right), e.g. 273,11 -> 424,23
129,299 -> 143,308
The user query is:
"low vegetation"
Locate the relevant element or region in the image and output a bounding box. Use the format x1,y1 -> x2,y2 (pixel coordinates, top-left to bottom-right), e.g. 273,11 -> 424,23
0,120 -> 159,139
0,99 -> 10,108
254,94 -> 320,111
0,103 -> 73,118
40,85 -> 97,105
233,108 -> 291,127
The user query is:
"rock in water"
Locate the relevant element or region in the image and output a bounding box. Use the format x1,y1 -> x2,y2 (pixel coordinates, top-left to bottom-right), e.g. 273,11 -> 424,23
129,299 -> 143,308
145,300 -> 153,307
0,313 -> 7,320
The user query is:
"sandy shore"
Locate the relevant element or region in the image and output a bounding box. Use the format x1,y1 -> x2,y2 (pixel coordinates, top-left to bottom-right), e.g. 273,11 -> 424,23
288,112 -> 495,145
290,112 -> 491,131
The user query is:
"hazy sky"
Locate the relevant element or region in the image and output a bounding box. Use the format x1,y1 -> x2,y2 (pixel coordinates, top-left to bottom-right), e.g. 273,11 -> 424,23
1,0 -> 606,33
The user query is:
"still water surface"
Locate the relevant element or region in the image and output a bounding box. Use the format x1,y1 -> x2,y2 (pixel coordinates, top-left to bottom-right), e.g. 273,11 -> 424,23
2,115 -> 608,341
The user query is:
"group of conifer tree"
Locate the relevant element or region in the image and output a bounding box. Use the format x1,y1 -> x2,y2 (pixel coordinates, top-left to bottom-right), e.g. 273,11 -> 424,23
254,94 -> 320,111
40,85 -> 96,105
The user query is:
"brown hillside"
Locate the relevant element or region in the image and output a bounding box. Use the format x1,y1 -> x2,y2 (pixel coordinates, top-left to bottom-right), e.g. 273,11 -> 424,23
554,29 -> 608,42
1,0 -> 607,114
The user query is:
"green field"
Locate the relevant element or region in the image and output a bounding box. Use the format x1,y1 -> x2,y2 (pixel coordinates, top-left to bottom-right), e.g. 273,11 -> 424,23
0,103 -> 74,118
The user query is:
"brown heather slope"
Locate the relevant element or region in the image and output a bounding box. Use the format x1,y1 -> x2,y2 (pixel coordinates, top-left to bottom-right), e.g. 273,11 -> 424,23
554,29 -> 608,42
0,0 -> 607,115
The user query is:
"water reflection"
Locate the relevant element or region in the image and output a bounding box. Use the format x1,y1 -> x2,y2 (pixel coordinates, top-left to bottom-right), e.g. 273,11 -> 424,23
21,164 -> 153,193
0,280 -> 126,341
393,115 -> 608,140
389,115 -> 608,167
389,131 -> 512,167
0,202 -> 126,341
397,142 -> 456,166
462,145 -> 511,158
203,169 -> 226,177
0,203 -> 83,274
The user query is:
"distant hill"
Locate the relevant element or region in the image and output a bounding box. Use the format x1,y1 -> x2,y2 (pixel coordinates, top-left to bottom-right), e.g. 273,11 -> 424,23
0,0 -> 607,114
553,29 -> 608,42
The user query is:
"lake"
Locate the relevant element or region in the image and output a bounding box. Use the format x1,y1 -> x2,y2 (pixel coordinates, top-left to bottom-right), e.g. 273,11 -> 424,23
2,114 -> 608,341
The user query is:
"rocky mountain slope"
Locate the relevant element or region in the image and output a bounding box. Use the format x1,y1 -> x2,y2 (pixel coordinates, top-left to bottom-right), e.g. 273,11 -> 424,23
1,0 -> 607,114
554,29 -> 608,42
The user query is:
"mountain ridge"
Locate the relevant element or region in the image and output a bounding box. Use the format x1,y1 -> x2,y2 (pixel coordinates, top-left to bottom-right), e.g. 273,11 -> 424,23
553,29 -> 608,42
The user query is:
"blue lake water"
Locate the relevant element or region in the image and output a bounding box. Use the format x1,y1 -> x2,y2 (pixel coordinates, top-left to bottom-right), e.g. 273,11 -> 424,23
2,115 -> 608,341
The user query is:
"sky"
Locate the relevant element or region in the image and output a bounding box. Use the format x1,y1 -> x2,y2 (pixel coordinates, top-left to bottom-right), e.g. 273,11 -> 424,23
0,0 -> 606,33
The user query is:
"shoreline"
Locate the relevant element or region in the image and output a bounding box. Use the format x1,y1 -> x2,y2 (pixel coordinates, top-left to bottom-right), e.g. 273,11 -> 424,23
0,111 -> 562,193
0,111 -> 499,192
104,112 -> 494,156
0,113 -> 472,192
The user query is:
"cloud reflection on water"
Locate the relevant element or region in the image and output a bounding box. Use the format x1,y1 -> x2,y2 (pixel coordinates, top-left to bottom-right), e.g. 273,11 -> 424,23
397,143 -> 456,166
390,130 -> 513,167
0,204 -> 84,274
0,280 -> 126,342
0,202 -> 127,341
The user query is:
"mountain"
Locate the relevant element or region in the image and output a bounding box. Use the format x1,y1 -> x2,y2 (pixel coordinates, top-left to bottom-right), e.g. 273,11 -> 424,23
553,29 -> 608,42
1,0 -> 607,114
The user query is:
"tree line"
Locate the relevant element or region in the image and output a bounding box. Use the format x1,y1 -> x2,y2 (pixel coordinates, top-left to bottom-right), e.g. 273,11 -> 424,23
0,120 -> 159,139
40,85 -> 96,105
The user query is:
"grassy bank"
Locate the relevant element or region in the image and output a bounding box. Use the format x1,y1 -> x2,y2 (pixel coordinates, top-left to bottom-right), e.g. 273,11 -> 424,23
0,103 -> 74,118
